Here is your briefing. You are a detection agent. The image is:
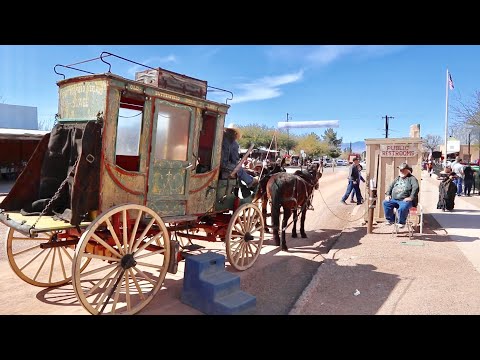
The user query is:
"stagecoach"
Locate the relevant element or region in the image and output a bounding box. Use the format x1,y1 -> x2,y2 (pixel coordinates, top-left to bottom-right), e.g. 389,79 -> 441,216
0,52 -> 265,315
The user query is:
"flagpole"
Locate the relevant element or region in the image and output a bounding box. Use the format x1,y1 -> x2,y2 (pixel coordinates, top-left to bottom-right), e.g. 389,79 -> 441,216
444,68 -> 449,165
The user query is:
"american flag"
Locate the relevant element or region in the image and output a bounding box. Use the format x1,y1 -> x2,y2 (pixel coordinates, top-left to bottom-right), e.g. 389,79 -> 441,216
448,72 -> 454,90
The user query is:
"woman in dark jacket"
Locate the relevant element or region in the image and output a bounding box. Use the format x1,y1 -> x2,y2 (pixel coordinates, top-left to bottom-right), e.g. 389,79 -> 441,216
437,171 -> 457,211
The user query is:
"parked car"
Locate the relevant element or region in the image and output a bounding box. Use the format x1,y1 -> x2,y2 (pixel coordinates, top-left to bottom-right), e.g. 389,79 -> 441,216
336,159 -> 348,166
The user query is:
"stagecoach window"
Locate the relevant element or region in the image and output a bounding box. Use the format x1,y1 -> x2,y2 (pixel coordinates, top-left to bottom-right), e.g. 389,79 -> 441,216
154,105 -> 190,161
115,96 -> 144,172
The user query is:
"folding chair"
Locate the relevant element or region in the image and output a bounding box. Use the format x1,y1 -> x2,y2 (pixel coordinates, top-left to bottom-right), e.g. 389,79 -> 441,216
392,203 -> 423,239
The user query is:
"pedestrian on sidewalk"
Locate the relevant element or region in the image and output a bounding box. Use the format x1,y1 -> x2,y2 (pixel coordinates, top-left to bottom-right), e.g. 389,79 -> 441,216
383,163 -> 419,228
427,161 -> 434,177
437,170 -> 457,211
340,158 -> 363,205
463,164 -> 475,197
451,156 -> 465,196
350,164 -> 365,203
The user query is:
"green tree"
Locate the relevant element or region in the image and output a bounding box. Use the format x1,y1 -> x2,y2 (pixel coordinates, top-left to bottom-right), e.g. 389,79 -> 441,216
277,131 -> 298,153
237,124 -> 273,148
328,148 -> 342,159
295,133 -> 329,157
321,128 -> 342,158
322,128 -> 343,148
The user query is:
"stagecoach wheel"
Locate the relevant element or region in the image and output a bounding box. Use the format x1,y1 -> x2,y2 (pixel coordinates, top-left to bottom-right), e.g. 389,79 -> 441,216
72,204 -> 170,315
5,228 -> 90,287
226,203 -> 265,271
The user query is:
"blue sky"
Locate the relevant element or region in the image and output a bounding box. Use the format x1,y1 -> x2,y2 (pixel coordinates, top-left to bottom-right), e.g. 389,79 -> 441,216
0,45 -> 477,143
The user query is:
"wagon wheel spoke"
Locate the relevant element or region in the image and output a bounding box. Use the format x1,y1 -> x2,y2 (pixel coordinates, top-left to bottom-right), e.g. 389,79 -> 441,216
105,218 -> 125,256
33,248 -> 53,282
95,267 -> 124,312
72,204 -> 170,315
129,210 -> 143,251
135,232 -> 164,255
111,277 -> 123,314
122,209 -> 129,252
91,233 -> 123,259
128,269 -> 146,301
125,270 -> 131,312
132,218 -> 156,252
85,265 -> 121,297
19,249 -> 47,271
134,249 -> 165,260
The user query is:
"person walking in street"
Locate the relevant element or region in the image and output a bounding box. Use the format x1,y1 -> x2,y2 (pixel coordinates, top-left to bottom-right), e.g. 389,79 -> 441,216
350,164 -> 365,203
451,156 -> 465,196
340,157 -> 363,205
383,163 -> 419,228
463,164 -> 475,197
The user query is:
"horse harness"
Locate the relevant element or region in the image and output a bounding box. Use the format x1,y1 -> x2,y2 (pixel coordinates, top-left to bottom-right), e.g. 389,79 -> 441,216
277,173 -> 315,211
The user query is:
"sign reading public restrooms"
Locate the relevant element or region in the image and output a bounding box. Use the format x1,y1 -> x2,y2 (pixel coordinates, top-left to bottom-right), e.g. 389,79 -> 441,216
380,144 -> 417,157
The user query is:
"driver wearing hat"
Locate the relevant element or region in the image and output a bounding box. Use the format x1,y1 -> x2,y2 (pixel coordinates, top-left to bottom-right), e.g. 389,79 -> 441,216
220,124 -> 259,188
383,162 -> 419,228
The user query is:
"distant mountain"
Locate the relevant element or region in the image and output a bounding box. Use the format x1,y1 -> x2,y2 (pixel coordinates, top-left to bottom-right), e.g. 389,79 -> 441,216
341,141 -> 366,153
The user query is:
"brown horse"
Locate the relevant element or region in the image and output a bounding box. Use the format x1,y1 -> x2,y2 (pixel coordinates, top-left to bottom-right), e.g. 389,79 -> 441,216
265,164 -> 322,251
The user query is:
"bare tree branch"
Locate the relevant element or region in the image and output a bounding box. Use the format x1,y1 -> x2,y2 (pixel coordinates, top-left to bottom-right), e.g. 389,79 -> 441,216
422,134 -> 442,152
37,118 -> 55,131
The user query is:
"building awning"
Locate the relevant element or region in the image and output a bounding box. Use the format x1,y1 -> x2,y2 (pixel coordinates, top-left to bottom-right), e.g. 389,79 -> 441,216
0,128 -> 49,141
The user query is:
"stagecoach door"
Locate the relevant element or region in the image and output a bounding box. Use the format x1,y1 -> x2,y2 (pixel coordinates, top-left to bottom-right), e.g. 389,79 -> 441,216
146,99 -> 195,216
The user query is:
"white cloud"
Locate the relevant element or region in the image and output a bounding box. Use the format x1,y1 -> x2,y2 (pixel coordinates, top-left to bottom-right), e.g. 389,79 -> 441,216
266,45 -> 407,67
306,45 -> 358,65
229,70 -> 303,104
127,55 -> 177,76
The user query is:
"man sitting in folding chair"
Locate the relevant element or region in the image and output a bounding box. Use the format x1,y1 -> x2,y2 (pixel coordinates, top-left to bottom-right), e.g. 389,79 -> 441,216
383,162 -> 419,229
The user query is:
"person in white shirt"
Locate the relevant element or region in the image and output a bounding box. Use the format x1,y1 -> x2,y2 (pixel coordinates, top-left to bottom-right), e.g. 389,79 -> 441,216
450,156 -> 465,196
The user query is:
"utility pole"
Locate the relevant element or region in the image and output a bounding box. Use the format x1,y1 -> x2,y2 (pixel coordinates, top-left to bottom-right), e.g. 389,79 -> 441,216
349,141 -> 352,154
286,113 -> 291,155
468,132 -> 471,162
384,115 -> 394,138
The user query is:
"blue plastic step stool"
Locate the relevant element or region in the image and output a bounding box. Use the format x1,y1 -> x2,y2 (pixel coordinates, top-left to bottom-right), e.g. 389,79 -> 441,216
181,252 -> 256,315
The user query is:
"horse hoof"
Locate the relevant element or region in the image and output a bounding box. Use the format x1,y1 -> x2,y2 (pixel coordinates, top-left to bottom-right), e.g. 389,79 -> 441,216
301,233 -> 307,238
292,233 -> 297,238
281,245 -> 288,251
265,228 -> 270,233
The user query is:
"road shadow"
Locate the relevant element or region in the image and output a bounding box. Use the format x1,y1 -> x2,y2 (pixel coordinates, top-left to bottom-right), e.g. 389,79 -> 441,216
259,228 -> 343,257
35,271 -> 190,315
429,212 -> 480,230
373,214 -> 479,243
291,258 -> 402,315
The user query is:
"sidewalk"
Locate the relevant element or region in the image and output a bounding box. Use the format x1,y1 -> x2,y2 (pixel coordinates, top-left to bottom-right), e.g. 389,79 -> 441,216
290,170 -> 480,315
